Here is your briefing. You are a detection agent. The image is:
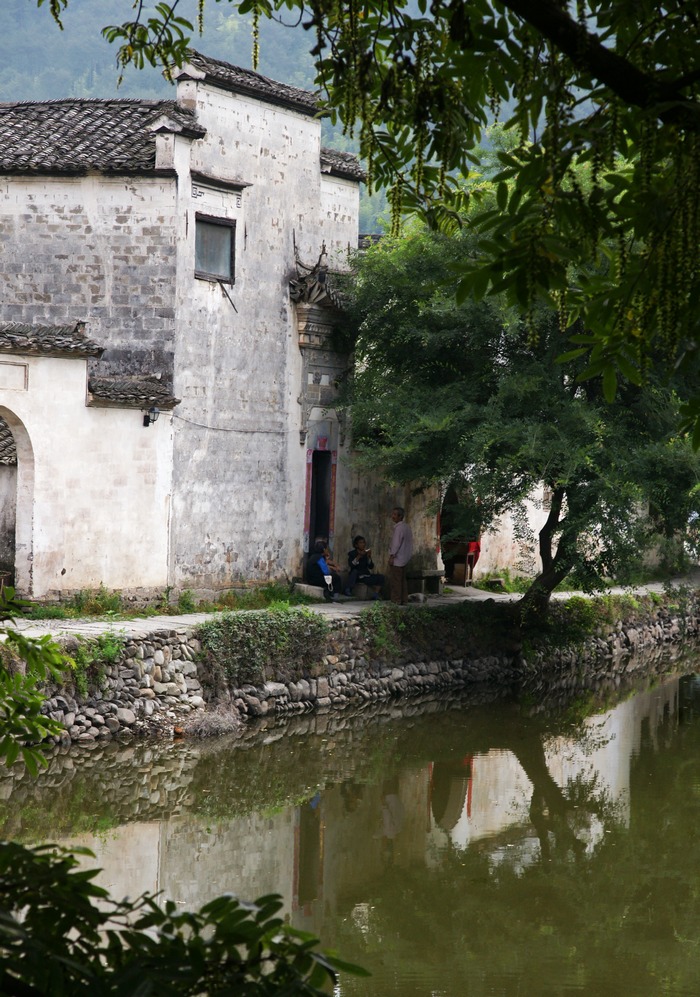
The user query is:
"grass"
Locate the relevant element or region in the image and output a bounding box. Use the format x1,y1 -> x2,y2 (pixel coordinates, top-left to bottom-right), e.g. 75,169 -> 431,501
20,582 -> 315,621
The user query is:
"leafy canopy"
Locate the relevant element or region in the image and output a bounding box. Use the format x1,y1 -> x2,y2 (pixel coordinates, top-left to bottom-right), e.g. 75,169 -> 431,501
34,0 -> 700,437
344,213 -> 700,616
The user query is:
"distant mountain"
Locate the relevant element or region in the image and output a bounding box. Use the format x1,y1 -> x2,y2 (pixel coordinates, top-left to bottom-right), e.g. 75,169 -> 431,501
0,0 -> 315,99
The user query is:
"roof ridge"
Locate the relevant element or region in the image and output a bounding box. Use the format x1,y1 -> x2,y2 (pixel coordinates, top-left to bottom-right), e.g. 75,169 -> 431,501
0,97 -> 181,109
182,49 -> 319,115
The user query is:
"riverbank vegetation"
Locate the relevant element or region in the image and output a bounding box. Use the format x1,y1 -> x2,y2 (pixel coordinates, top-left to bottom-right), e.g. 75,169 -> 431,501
19,581 -> 314,621
189,589 -> 698,687
196,606 -> 330,688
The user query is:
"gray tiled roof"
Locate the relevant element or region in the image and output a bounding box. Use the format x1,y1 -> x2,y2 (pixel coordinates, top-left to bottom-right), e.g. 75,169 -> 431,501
0,99 -> 204,175
0,322 -> 103,358
320,148 -> 365,182
0,417 -> 16,466
0,53 -> 362,182
88,376 -> 180,410
179,50 -> 319,116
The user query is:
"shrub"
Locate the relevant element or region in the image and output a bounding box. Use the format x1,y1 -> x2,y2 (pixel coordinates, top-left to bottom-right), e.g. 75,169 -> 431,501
68,632 -> 124,697
0,841 -> 364,995
359,600 -> 521,659
176,588 -> 197,613
196,606 -> 330,687
67,585 -> 124,616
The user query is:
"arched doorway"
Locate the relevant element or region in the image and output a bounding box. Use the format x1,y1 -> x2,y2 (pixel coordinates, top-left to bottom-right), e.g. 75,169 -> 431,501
0,409 -> 34,596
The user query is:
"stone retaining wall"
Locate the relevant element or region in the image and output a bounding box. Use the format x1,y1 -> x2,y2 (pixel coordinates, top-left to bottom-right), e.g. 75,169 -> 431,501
42,630 -> 205,743
39,595 -> 700,746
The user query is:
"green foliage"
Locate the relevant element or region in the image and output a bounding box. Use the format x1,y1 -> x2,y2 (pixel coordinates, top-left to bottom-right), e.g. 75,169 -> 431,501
177,588 -> 197,613
0,589 -> 67,775
23,582 -> 313,621
473,569 -> 532,594
0,840 -> 365,995
66,584 -> 125,616
68,632 -> 124,697
531,592 -> 678,649
360,600 -> 520,660
346,220 -> 700,616
196,606 -> 330,686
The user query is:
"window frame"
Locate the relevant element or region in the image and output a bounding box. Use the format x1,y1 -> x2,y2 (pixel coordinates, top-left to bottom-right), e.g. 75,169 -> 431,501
194,213 -> 236,285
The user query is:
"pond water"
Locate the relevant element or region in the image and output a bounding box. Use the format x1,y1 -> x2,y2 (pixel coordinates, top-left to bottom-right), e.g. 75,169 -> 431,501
5,655 -> 700,996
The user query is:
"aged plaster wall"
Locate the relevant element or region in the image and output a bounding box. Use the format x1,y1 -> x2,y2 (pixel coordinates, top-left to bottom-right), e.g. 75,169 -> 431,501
319,175 -> 359,253
0,175 -> 179,380
337,472 -> 440,575
474,491 -> 550,579
168,80 -> 367,590
0,356 -> 172,598
436,486 -> 552,583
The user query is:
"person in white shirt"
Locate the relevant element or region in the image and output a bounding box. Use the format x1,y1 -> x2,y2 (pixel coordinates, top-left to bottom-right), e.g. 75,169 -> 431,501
388,506 -> 413,605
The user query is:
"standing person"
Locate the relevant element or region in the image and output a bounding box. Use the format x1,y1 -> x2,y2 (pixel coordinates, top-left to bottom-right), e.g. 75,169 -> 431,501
466,536 -> 481,585
345,535 -> 385,599
388,506 -> 413,605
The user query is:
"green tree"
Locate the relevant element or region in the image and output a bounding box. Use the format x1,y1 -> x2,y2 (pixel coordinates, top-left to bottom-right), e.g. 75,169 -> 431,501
32,0 -> 700,434
343,220 -> 700,619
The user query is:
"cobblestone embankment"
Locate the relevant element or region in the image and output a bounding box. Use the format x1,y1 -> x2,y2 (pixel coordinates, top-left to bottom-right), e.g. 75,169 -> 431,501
34,591 -> 700,746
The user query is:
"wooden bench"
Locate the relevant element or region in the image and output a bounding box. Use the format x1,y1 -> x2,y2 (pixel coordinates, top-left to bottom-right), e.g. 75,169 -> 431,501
406,569 -> 444,596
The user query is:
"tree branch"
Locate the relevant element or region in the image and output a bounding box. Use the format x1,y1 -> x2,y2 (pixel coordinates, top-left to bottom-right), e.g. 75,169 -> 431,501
499,0 -> 700,128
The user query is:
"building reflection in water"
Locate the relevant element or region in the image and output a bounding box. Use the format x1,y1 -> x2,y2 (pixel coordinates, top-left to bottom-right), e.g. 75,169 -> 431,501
55,676 -> 680,940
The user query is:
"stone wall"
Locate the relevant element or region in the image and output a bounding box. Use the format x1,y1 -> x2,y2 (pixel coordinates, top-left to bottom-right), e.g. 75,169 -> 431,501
39,594 -> 700,747
0,176 -> 179,378
42,630 -> 206,744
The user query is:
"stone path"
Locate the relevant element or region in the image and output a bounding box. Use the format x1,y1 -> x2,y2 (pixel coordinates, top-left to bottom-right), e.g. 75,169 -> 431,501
5,569 -> 699,642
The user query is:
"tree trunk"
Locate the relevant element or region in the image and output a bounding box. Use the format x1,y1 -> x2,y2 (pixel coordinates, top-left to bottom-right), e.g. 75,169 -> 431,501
517,486 -> 574,626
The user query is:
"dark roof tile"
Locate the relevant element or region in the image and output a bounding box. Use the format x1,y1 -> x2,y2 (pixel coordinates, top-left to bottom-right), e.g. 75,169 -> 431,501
0,53 -> 361,183
88,375 -> 180,410
179,50 -> 319,116
0,99 -> 203,175
0,322 -> 103,358
320,147 -> 365,181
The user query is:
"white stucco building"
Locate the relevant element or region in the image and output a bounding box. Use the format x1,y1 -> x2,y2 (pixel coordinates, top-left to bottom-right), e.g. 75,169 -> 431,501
0,51 -> 437,600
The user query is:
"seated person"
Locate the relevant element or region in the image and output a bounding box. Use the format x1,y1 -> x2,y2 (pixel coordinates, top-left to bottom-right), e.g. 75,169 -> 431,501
345,535 -> 385,599
307,539 -> 342,601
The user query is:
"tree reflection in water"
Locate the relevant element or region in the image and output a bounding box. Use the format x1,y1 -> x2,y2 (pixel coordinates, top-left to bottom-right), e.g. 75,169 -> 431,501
3,654 -> 700,996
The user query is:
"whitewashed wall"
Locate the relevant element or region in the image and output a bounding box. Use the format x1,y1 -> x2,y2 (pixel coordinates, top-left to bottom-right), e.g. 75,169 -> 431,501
476,491 -> 551,579
168,79 -> 364,589
0,74 -> 439,596
0,356 -> 172,599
